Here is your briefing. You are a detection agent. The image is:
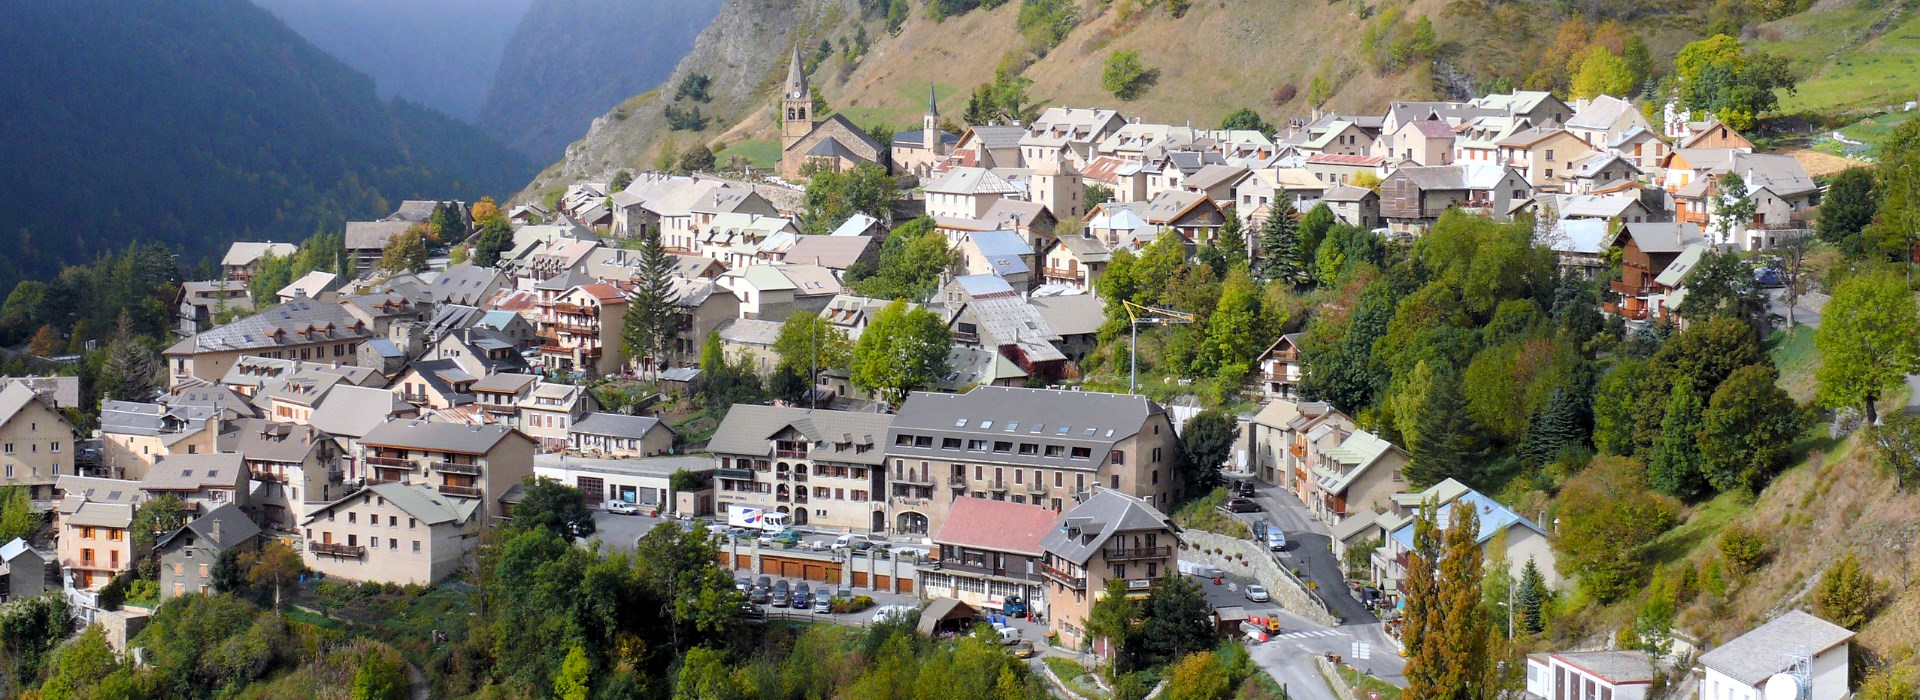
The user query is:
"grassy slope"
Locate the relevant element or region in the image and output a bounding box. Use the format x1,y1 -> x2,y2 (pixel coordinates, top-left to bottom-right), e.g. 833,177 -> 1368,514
1755,0 -> 1920,113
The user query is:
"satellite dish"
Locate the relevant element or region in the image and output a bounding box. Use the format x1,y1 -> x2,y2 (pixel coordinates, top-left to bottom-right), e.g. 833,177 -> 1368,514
1764,673 -> 1805,700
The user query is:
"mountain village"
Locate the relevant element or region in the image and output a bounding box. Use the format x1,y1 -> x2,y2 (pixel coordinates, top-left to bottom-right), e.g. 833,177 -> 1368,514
2,31 -> 1914,700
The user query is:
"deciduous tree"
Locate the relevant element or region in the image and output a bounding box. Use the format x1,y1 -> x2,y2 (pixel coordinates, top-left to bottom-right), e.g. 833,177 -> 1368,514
513,478 -> 597,542
802,163 -> 897,234
376,226 -> 428,273
1818,167 -> 1876,248
1817,270 -> 1920,424
1571,46 -> 1635,99
1176,409 -> 1236,494
240,539 -> 304,610
1699,363 -> 1804,492
1101,50 -> 1156,100
850,300 -> 950,407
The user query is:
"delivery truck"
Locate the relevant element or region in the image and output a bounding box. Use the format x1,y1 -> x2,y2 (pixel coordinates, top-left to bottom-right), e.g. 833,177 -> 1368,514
726,505 -> 792,533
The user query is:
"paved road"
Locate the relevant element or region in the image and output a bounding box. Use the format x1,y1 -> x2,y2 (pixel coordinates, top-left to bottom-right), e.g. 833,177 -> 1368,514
1221,477 -> 1407,693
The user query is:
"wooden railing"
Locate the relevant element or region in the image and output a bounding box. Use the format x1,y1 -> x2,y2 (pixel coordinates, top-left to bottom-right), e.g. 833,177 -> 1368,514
1104,545 -> 1172,561
438,484 -> 482,498
1042,564 -> 1085,590
364,455 -> 412,468
310,542 -> 365,558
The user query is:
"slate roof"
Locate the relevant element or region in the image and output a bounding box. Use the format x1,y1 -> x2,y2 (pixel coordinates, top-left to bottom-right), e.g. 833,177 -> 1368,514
1559,193 -> 1642,219
571,412 -> 668,440
926,167 -> 1021,196
889,386 -> 1165,470
141,453 -> 246,492
1028,295 -> 1106,336
305,482 -> 479,526
1141,190 -> 1211,225
99,400 -> 218,439
1655,245 -> 1708,288
1051,233 -> 1111,263
359,419 -> 525,455
829,213 -> 881,237
1313,430 -> 1405,495
427,264 -> 507,305
1698,610 -> 1853,686
164,298 -> 367,356
55,475 -> 145,528
1567,95 -> 1636,131
715,318 -> 784,347
783,234 -> 874,270
162,383 -> 255,417
1732,152 -> 1818,198
967,125 -> 1027,150
155,502 -> 260,552
223,419 -> 325,464
1539,218 -> 1612,255
934,496 -> 1062,556
1322,184 -> 1377,203
222,242 -> 299,267
706,405 -> 893,466
0,383 -> 56,428
309,385 -> 412,438
344,220 -> 414,251
1619,221 -> 1706,254
1038,488 -> 1176,565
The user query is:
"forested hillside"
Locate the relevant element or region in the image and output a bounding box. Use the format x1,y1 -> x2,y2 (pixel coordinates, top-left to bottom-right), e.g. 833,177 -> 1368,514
0,0 -> 534,292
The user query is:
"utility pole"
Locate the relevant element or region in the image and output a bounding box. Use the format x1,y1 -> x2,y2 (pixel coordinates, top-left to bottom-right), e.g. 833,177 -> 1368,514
1121,301 -> 1195,394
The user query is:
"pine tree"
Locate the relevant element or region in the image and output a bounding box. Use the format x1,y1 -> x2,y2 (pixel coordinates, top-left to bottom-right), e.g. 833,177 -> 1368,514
1517,558 -> 1548,634
1522,385 -> 1587,465
1406,368 -> 1486,488
621,229 -> 685,373
1215,214 -> 1248,272
1648,378 -> 1709,500
100,314 -> 160,401
1258,200 -> 1305,285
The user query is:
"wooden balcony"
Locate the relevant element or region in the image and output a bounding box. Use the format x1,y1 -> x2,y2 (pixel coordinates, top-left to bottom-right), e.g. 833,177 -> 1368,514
1042,267 -> 1082,280
552,302 -> 591,316
364,455 -> 412,468
1043,563 -> 1085,590
310,542 -> 365,558
1104,545 -> 1172,562
438,484 -> 482,498
433,461 -> 482,476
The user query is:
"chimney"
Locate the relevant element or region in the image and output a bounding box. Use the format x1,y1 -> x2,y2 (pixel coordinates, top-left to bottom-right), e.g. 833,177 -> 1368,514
210,518 -> 222,543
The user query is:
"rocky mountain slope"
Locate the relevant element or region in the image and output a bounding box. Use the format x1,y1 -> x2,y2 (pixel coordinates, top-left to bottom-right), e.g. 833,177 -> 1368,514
252,0 -> 533,122
520,0 -> 1733,198
0,0 -> 534,289
477,0 -> 729,160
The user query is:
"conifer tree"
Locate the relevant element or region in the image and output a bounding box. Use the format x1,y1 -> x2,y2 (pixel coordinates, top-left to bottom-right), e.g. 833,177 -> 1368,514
1214,214 -> 1248,272
1258,200 -> 1306,285
1428,504 -> 1488,698
1522,384 -> 1587,465
1648,378 -> 1708,500
1406,368 -> 1486,488
100,314 -> 160,401
621,229 -> 684,374
1517,558 -> 1548,634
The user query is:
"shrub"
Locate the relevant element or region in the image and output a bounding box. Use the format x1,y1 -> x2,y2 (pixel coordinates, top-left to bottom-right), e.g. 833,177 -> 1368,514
1270,83 -> 1298,106
1814,551 -> 1877,629
1101,50 -> 1157,100
1718,525 -> 1769,575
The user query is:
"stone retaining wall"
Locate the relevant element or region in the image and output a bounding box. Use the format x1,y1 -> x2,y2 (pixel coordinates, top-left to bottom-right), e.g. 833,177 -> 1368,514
1181,530 -> 1339,627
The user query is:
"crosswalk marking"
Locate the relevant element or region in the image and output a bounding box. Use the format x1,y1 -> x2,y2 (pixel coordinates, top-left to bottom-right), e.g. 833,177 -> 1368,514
1352,641 -> 1371,660
1275,629 -> 1341,639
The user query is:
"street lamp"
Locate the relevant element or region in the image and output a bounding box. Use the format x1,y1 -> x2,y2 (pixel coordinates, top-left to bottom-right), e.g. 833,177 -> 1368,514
1496,597 -> 1513,641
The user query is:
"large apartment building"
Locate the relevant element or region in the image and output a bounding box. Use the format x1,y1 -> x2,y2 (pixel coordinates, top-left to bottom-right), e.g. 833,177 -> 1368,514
885,387 -> 1181,537
708,405 -> 893,532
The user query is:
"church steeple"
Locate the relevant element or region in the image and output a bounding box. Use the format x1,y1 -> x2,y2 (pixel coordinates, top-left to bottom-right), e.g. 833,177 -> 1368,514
923,84 -> 943,157
784,48 -> 809,100
781,48 -> 813,152
926,83 -> 939,117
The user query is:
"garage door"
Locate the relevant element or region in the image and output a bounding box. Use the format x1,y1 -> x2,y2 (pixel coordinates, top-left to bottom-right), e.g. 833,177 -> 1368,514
801,562 -> 840,583
852,571 -> 868,588
576,476 -> 604,507
874,574 -> 890,591
897,578 -> 914,594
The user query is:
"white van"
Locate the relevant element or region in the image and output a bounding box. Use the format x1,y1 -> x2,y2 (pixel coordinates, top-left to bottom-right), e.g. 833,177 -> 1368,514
833,534 -> 877,551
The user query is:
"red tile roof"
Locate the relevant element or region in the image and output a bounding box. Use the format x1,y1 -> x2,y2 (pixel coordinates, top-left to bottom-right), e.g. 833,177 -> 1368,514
933,496 -> 1062,556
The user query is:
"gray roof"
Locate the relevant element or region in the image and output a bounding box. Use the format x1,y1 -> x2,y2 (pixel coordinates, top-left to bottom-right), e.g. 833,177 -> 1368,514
164,298 -> 369,355
141,453 -> 247,492
571,413 -> 669,440
156,502 -> 260,552
0,376 -> 80,409
471,373 -> 539,394
888,386 -> 1165,470
1321,184 -> 1377,203
1052,233 -> 1111,262
99,400 -> 218,439
1698,610 -> 1853,686
926,167 -> 1021,196
783,235 -> 875,270
344,220 -> 414,250
309,385 -> 412,438
360,418 -> 525,455
1038,488 -> 1177,565
1029,295 -> 1106,336
534,453 -> 712,479
706,405 -> 893,466
253,368 -> 344,407
716,318 -> 784,347
223,419 -> 325,464
0,383 -> 58,428
427,264 -> 508,305
1566,95 -> 1636,131
162,383 -> 256,416
968,125 -> 1027,150
1620,221 -> 1706,254
1655,244 -> 1708,288
1546,651 -> 1654,684
304,482 -> 479,526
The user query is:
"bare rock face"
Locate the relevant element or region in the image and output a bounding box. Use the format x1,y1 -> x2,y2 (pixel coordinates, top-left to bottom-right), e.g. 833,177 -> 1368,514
478,0 -> 729,162
520,0 -> 859,200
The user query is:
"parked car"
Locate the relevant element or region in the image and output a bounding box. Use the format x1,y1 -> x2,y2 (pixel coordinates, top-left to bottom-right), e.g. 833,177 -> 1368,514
1011,640 -> 1035,658
1266,529 -> 1288,552
771,590 -> 792,608
735,576 -> 752,592
756,575 -> 772,590
759,529 -> 804,547
834,534 -> 878,551
605,500 -> 641,515
748,588 -> 771,604
833,586 -> 852,601
792,589 -> 810,609
812,595 -> 833,613
1753,265 -> 1785,288
1235,480 -> 1258,497
1245,584 -> 1271,603
773,580 -> 790,595
1002,595 -> 1028,617
1224,498 -> 1262,513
